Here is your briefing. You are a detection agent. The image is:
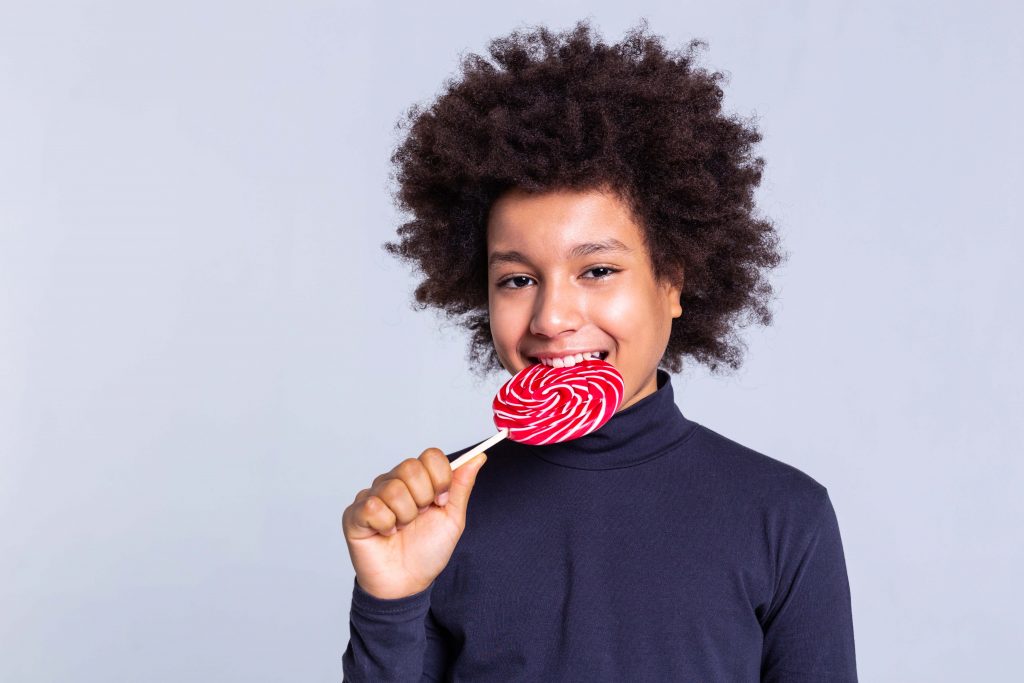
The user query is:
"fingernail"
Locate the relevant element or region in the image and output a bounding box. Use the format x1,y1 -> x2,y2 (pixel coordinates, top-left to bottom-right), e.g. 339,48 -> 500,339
384,525 -> 397,535
435,491 -> 450,506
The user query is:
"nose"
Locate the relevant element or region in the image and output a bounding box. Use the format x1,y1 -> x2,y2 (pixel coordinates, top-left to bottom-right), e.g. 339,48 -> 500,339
529,280 -> 584,338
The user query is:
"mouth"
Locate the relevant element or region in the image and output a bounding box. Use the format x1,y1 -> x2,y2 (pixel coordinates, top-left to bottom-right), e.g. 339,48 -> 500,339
527,351 -> 610,368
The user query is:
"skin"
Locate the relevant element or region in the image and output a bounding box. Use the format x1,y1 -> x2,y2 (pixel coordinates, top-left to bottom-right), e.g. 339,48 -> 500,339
342,185 -> 682,600
342,445 -> 487,600
487,186 -> 683,411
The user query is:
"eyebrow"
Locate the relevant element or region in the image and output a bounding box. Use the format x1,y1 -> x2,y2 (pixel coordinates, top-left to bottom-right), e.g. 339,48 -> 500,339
488,238 -> 633,269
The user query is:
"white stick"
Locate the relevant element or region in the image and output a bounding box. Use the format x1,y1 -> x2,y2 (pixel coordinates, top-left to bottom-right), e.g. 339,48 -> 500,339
449,428 -> 509,470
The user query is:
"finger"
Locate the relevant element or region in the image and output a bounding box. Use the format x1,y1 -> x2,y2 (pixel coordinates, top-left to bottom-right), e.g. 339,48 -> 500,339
375,477 -> 420,527
419,448 -> 454,505
343,495 -> 397,539
351,487 -> 391,518
446,452 -> 487,516
393,457 -> 438,510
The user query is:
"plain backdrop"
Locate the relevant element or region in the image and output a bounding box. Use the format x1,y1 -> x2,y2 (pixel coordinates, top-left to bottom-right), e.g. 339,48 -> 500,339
1,1 -> 1021,680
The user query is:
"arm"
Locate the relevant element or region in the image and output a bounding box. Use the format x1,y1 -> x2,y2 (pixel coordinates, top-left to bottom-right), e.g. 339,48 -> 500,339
422,600 -> 455,681
341,448 -> 486,682
759,490 -> 858,682
342,577 -> 452,682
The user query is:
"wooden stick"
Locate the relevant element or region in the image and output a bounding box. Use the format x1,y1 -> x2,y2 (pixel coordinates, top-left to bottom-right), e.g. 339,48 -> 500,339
449,428 -> 509,470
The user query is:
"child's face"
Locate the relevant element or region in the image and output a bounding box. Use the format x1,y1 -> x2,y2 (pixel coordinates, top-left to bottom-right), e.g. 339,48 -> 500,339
487,186 -> 683,412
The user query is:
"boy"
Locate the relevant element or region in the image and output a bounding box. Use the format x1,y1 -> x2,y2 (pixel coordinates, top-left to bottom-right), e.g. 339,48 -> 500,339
343,19 -> 857,681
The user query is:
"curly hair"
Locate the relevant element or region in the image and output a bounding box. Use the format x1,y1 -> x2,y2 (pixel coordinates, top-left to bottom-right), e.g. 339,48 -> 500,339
383,18 -> 786,376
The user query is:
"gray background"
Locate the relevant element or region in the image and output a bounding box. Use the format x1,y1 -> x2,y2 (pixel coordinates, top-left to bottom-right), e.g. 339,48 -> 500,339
2,1 -> 1021,680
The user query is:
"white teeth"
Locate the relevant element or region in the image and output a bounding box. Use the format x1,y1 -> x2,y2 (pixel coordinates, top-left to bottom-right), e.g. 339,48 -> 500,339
539,352 -> 604,367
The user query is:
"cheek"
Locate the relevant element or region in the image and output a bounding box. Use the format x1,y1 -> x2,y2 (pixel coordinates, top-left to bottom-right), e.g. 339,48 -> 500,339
488,296 -> 525,347
594,288 -> 650,337
592,287 -> 671,358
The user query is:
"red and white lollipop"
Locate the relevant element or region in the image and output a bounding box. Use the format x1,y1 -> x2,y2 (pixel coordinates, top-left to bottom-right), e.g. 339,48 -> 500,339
450,358 -> 625,469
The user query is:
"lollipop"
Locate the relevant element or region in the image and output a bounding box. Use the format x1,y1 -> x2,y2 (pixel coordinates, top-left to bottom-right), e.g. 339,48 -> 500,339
449,358 -> 625,470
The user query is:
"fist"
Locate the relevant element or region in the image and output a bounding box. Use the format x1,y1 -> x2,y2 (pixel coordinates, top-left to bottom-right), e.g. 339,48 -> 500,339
342,447 -> 488,600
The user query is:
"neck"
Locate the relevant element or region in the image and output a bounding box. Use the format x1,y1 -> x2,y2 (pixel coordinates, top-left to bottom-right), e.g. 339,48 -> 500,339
618,367 -> 660,412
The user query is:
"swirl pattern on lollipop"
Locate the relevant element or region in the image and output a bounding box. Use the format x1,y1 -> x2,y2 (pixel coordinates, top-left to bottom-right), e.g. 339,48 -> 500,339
493,358 -> 625,446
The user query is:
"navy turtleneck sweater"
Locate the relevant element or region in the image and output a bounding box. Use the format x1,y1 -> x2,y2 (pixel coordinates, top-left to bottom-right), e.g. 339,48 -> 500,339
343,370 -> 858,681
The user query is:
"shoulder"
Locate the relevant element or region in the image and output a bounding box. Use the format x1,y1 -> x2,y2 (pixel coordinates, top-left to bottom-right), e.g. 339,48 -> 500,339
686,423 -> 845,579
685,421 -> 832,516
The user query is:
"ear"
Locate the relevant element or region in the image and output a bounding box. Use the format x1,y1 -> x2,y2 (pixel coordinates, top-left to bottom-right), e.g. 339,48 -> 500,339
662,270 -> 684,319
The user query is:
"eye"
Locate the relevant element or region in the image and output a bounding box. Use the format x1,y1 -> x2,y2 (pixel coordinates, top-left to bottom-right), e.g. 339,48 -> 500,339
496,267 -> 619,289
497,275 -> 536,289
583,266 -> 619,279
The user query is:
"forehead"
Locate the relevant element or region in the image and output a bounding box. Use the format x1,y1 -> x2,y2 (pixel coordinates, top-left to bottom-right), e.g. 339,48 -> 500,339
486,187 -> 644,259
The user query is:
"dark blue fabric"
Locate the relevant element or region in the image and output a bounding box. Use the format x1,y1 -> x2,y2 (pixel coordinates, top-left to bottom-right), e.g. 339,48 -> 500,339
344,369 -> 857,681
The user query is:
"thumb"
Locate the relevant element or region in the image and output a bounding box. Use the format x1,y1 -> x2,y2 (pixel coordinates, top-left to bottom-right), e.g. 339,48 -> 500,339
446,452 -> 487,517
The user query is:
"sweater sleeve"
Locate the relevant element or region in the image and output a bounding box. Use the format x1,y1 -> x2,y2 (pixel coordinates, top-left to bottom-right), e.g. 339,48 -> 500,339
759,489 -> 858,682
342,577 -> 452,682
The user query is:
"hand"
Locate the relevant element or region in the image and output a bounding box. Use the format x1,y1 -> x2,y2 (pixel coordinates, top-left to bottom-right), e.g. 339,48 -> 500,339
342,448 -> 488,600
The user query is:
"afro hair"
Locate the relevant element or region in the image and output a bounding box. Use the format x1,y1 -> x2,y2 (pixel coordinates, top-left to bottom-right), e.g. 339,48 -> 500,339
383,18 -> 786,376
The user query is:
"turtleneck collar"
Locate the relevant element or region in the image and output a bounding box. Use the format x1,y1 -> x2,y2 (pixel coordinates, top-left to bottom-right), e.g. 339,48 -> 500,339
510,368 -> 698,470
